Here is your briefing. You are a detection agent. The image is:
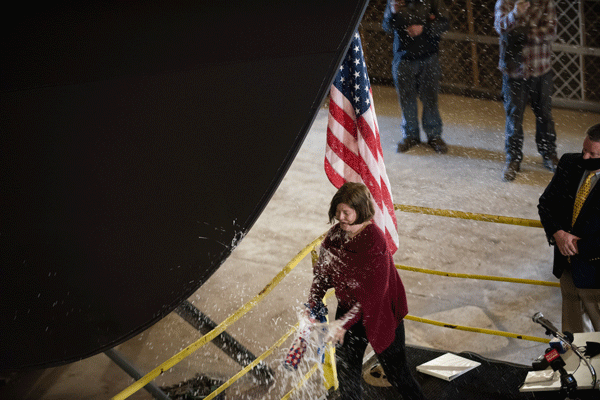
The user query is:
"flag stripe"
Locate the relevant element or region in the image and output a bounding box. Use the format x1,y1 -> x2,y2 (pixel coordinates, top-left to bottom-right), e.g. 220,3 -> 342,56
324,157 -> 347,189
329,91 -> 358,141
327,127 -> 361,173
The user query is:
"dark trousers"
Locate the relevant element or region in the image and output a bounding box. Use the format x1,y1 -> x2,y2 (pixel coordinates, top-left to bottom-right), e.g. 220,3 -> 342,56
501,71 -> 556,163
392,53 -> 443,142
336,316 -> 426,400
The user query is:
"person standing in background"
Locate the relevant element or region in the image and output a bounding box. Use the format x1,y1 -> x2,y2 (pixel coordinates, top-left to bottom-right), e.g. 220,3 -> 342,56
538,123 -> 600,333
494,0 -> 559,182
383,0 -> 450,154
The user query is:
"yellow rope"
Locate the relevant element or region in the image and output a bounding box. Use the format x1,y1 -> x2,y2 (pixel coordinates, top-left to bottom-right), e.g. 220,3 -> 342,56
112,200 -> 552,400
281,363 -> 321,400
204,290 -> 336,400
404,315 -> 550,344
204,324 -> 299,400
396,264 -> 560,287
111,234 -> 324,400
395,204 -> 543,228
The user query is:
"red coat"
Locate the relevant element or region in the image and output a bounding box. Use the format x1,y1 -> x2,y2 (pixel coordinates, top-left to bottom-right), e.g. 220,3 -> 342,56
308,223 -> 408,353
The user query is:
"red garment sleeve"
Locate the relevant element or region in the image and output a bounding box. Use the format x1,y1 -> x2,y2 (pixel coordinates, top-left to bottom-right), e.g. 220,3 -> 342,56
341,304 -> 363,331
307,232 -> 333,308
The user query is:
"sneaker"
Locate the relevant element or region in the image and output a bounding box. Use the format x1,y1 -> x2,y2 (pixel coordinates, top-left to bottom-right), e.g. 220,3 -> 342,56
503,160 -> 521,182
542,154 -> 559,172
397,138 -> 420,153
427,138 -> 448,154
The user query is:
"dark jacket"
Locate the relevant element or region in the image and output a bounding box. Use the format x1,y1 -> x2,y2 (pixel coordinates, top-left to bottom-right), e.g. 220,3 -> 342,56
382,0 -> 449,61
538,153 -> 600,289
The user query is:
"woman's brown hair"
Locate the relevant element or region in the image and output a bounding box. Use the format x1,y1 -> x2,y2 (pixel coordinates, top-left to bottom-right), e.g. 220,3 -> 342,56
328,182 -> 375,225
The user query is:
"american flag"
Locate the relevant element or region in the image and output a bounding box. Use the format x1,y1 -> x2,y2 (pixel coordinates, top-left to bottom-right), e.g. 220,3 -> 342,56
325,31 -> 399,254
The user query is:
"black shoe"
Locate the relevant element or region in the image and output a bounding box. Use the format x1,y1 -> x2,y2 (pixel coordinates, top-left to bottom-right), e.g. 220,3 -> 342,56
427,137 -> 448,154
542,154 -> 559,172
503,160 -> 521,182
397,138 -> 420,153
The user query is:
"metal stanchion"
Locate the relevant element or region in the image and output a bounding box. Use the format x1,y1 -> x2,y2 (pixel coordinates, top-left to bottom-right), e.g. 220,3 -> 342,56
104,348 -> 170,400
175,300 -> 274,384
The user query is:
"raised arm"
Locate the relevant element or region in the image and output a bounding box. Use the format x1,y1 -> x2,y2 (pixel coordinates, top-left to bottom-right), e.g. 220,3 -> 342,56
307,246 -> 331,307
494,0 -> 526,35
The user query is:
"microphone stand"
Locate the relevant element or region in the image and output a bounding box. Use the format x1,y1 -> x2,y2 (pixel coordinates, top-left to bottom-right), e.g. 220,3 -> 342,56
532,312 -> 598,393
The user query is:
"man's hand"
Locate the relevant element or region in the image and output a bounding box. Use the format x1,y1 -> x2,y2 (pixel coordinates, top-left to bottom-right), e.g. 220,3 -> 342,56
514,0 -> 530,17
406,25 -> 423,37
553,230 -> 581,257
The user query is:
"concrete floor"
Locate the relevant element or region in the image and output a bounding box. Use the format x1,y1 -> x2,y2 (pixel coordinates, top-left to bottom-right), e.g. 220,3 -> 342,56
1,86 -> 599,400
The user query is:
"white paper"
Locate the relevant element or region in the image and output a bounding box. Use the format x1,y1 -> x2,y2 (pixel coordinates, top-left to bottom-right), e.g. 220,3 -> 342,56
524,370 -> 558,384
416,353 -> 481,381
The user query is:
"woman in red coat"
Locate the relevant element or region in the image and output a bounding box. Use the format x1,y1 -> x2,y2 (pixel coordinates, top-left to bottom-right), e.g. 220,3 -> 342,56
307,182 -> 426,400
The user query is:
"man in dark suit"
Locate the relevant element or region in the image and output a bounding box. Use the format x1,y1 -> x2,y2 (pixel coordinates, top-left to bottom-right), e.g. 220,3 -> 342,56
538,123 -> 600,332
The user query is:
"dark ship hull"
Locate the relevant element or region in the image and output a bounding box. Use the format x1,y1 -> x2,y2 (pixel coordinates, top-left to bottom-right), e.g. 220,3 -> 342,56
1,0 -> 369,370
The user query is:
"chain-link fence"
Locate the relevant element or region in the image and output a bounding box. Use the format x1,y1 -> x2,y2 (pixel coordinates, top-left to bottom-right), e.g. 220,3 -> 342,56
361,0 -> 600,112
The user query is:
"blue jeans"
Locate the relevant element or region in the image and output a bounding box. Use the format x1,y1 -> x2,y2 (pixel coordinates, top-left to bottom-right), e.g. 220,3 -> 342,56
392,54 -> 443,142
502,71 -> 557,163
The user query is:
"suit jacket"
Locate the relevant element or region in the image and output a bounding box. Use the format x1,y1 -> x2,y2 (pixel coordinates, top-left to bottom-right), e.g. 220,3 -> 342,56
538,153 -> 600,289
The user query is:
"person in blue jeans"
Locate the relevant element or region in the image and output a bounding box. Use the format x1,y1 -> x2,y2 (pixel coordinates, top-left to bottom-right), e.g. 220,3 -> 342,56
494,0 -> 559,181
383,0 -> 450,154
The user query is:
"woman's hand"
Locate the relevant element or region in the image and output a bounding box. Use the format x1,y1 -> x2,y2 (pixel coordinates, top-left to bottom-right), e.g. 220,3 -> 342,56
326,320 -> 347,345
302,307 -> 319,324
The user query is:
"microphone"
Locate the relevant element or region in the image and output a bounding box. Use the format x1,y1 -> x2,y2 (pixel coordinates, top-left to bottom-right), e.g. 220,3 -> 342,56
532,312 -> 559,335
544,348 -> 577,396
532,312 -> 573,344
533,311 -> 598,391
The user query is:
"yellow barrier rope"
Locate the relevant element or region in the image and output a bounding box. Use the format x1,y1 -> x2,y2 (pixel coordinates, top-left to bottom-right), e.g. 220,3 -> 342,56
281,363 -> 321,400
112,201 -> 551,399
204,324 -> 299,400
396,264 -> 560,287
203,290 -> 336,400
404,315 -> 550,344
111,234 -> 324,400
395,204 -> 543,228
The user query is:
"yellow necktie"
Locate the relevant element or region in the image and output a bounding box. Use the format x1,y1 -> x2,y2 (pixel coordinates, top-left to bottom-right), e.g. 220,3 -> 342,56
572,172 -> 594,225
